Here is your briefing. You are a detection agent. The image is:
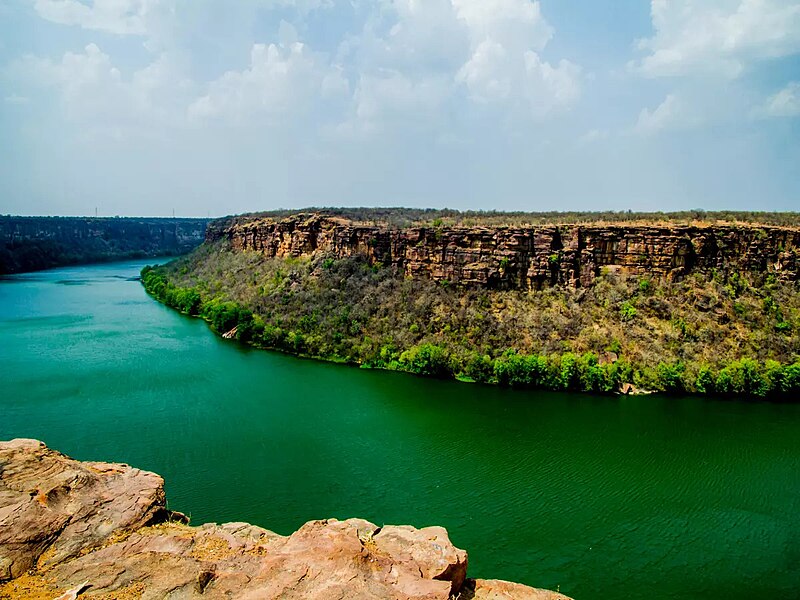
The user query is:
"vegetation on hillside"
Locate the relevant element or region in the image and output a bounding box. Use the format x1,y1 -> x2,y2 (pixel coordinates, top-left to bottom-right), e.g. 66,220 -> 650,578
0,217 -> 208,274
142,240 -> 800,399
225,207 -> 800,229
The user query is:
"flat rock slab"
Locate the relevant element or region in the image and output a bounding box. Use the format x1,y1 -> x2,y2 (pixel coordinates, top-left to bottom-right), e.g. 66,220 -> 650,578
0,439 -> 572,599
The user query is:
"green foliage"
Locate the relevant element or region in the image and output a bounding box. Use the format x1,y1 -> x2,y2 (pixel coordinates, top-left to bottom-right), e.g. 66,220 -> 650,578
141,247 -> 800,399
714,359 -> 769,397
655,362 -> 686,393
559,353 -> 580,390
577,353 -> 605,393
464,353 -> 495,383
620,301 -> 637,322
494,351 -> 550,388
695,366 -> 715,394
399,344 -> 451,378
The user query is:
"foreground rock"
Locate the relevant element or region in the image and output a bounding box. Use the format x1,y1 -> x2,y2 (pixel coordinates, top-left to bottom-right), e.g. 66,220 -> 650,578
0,440 -> 571,600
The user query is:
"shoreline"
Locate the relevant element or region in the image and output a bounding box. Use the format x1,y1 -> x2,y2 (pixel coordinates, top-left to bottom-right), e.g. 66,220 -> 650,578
140,269 -> 799,401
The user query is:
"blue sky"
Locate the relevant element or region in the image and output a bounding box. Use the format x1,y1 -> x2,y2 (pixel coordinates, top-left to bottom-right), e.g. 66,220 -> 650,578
1,0 -> 798,217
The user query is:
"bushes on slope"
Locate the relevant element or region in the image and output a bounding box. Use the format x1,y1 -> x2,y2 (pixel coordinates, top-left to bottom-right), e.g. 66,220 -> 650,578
141,262 -> 800,399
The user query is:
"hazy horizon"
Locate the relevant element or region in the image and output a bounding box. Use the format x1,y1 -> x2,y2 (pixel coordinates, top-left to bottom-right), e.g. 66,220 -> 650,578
1,0 -> 799,217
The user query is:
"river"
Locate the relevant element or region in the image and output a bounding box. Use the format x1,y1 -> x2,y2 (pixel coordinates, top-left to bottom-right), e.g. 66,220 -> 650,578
1,258 -> 798,599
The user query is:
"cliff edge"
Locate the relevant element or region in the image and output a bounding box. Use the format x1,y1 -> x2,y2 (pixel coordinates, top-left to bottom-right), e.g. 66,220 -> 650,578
0,439 -> 570,600
206,213 -> 800,289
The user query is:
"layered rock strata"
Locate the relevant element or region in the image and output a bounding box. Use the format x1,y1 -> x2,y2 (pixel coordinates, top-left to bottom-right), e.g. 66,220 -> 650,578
206,214 -> 800,288
0,439 -> 570,600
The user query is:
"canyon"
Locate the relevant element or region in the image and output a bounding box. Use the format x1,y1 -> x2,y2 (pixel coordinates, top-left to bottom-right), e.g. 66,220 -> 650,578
207,213 -> 800,289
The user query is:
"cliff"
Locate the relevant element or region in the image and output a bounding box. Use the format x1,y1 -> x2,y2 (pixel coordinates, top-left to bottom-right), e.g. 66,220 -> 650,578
207,214 -> 800,289
0,216 -> 210,274
0,439 -> 570,600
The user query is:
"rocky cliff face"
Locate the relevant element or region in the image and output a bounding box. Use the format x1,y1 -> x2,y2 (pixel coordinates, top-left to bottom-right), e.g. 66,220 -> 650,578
207,214 -> 800,289
0,216 -> 209,274
0,439 -> 570,600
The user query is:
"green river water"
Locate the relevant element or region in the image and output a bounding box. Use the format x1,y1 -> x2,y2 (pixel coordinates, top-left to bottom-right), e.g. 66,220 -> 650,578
1,258 -> 798,599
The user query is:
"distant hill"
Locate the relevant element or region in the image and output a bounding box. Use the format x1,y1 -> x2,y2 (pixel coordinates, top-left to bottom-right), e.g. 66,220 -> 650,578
0,216 -> 210,274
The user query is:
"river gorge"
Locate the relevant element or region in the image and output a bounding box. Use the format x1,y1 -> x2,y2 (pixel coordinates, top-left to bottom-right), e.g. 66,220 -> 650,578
1,258 -> 799,599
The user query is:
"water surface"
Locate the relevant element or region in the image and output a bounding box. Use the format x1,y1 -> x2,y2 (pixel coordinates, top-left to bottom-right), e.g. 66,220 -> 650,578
1,259 -> 798,600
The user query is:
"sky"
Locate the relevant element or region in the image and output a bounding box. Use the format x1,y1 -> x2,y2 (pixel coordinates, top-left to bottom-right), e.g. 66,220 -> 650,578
0,0 -> 799,217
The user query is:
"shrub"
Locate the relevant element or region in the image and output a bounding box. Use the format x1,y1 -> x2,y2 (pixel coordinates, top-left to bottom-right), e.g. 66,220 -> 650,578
493,351 -> 553,388
577,353 -> 606,393
695,366 -> 715,394
399,344 -> 452,378
715,359 -> 768,397
656,362 -> 686,393
464,353 -> 495,383
620,301 -> 637,322
559,353 -> 580,391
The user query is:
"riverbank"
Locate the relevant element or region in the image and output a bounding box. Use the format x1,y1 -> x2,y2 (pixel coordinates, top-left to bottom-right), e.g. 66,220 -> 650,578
141,231 -> 800,399
0,439 -> 569,600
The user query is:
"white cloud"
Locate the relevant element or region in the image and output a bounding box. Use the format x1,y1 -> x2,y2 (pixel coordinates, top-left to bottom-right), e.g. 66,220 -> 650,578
754,81 -> 800,118
452,0 -> 553,52
12,43 -> 191,133
632,0 -> 800,78
33,0 -> 161,35
17,0 -> 580,142
635,93 -> 682,135
32,0 -> 333,38
346,0 -> 580,124
453,0 -> 579,115
188,42 -> 344,122
355,70 -> 451,123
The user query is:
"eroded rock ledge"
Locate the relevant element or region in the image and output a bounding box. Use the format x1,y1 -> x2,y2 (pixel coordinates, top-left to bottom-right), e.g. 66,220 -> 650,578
0,440 -> 570,600
206,213 -> 800,288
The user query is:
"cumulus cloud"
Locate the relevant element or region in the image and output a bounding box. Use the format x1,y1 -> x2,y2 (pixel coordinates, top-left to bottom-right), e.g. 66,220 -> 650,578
11,43 -> 191,133
33,0 -> 160,35
631,0 -> 800,78
354,70 -> 451,125
451,0 -> 553,52
188,42 -> 346,122
635,94 -> 683,135
453,0 -> 579,115
348,0 -> 580,123
755,82 -> 800,118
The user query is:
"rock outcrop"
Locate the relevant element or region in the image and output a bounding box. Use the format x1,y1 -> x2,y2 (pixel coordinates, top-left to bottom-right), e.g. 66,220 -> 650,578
206,214 -> 800,289
0,440 -> 570,600
0,216 -> 209,274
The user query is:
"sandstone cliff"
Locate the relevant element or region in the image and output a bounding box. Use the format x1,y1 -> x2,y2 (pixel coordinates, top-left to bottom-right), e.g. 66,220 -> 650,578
0,440 -> 570,600
206,214 -> 800,289
0,217 -> 209,274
